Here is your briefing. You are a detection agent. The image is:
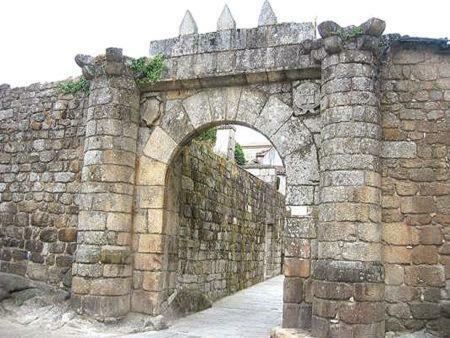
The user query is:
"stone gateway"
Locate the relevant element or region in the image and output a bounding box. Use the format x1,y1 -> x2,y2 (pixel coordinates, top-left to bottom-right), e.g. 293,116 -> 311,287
0,2 -> 449,337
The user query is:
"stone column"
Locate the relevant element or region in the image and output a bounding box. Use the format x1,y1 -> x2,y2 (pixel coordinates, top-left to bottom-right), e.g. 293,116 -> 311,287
71,48 -> 140,320
313,19 -> 386,336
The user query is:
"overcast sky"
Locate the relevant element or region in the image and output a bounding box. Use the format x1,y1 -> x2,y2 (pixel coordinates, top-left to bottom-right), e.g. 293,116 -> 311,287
1,0 -> 448,87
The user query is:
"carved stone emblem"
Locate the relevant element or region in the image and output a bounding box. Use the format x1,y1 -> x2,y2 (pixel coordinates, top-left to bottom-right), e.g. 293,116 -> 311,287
293,81 -> 320,116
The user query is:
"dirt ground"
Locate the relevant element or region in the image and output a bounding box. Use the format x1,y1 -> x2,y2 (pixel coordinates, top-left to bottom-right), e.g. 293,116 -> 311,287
0,280 -> 164,338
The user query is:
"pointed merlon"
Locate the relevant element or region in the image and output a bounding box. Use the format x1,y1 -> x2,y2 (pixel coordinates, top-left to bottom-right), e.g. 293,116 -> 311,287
258,0 -> 277,26
179,10 -> 198,35
217,4 -> 236,30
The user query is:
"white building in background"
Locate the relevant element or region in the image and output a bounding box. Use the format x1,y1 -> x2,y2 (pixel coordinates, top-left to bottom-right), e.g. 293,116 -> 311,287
212,125 -> 286,195
243,145 -> 286,195
213,125 -> 236,161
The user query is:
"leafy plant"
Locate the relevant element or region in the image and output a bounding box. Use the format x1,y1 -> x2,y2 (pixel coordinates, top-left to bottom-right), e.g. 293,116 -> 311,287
131,54 -> 165,85
197,128 -> 217,143
195,127 -> 246,165
234,143 -> 246,166
338,26 -> 364,41
58,76 -> 89,94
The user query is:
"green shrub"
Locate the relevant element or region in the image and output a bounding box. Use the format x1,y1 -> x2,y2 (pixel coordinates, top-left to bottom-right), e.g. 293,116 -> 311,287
338,26 -> 364,41
131,54 -> 165,85
234,143 -> 246,165
197,128 -> 217,143
195,127 -> 246,165
58,76 -> 89,94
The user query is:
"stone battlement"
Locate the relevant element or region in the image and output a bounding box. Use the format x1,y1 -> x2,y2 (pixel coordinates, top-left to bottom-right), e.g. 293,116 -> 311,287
146,1 -> 319,90
150,22 -> 315,58
149,1 -> 315,58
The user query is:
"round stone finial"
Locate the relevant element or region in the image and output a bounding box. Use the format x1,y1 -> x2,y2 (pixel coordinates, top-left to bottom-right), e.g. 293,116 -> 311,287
360,17 -> 386,37
317,21 -> 342,39
0,83 -> 10,91
74,54 -> 95,80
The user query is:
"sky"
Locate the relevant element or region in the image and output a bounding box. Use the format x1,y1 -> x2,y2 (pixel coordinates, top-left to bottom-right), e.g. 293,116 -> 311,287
235,125 -> 270,145
1,0 -> 449,87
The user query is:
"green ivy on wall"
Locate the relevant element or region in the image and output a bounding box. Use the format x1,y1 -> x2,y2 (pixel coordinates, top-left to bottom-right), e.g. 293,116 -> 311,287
338,26 -> 364,41
58,76 -> 89,94
197,128 -> 217,143
131,54 -> 165,85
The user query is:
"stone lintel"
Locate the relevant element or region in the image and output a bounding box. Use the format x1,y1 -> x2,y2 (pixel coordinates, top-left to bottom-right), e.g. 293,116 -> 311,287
141,67 -> 319,91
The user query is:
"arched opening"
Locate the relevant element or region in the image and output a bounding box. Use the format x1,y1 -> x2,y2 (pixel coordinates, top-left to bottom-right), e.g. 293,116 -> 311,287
163,124 -> 285,318
131,87 -> 320,332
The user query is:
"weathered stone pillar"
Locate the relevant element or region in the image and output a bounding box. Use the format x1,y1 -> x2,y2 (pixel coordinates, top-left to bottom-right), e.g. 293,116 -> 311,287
313,19 -> 386,336
71,48 -> 139,320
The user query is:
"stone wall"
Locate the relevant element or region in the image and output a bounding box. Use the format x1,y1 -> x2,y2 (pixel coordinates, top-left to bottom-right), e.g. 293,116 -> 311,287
245,165 -> 278,187
131,82 -> 319,318
166,140 -> 285,303
0,82 -> 87,287
380,43 -> 450,333
1,12 -> 450,336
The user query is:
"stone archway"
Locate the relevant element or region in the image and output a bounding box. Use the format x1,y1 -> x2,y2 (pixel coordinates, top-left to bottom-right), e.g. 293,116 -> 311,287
130,87 -> 319,323
72,16 -> 388,335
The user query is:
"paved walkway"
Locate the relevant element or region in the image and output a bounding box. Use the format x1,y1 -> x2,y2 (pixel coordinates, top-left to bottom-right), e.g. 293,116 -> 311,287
128,275 -> 284,338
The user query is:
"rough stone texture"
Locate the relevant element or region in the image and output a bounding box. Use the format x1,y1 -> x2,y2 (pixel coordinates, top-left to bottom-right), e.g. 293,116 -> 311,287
127,135 -> 284,320
0,271 -> 34,301
380,43 -> 450,335
0,80 -> 86,287
1,13 -> 450,337
71,48 -> 140,321
179,10 -> 198,36
217,5 -> 236,31
313,25 -> 385,336
134,84 -> 319,324
258,0 -> 277,26
148,21 -> 317,91
163,140 -> 284,308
